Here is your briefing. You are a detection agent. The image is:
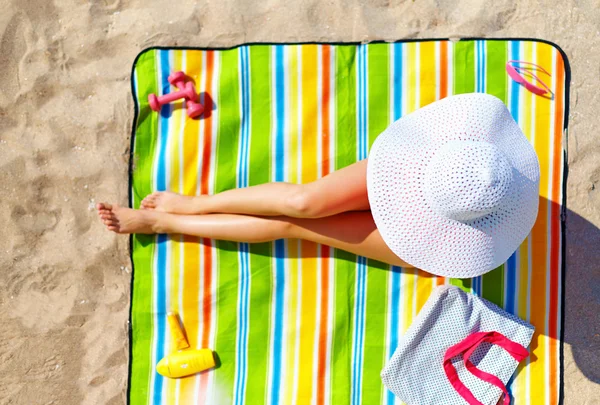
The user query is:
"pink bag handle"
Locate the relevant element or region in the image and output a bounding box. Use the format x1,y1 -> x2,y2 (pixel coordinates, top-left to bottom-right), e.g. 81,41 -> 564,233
443,331 -> 529,405
505,60 -> 552,96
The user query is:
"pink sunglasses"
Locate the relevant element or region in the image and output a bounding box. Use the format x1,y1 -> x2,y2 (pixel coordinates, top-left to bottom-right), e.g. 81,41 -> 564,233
505,60 -> 553,97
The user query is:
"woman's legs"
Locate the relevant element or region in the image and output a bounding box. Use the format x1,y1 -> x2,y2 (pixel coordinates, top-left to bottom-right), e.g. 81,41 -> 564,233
97,202 -> 408,267
141,159 -> 370,218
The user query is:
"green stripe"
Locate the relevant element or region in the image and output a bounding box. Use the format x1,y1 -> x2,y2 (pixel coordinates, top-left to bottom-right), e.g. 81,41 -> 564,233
361,43 -> 390,405
335,46 -> 358,168
213,49 -> 242,397
331,45 -> 358,405
480,41 -> 508,307
450,40 -> 476,292
453,40 -> 476,95
485,41 -> 508,101
244,45 -> 273,405
331,251 -> 356,404
130,49 -> 158,405
367,44 -> 390,148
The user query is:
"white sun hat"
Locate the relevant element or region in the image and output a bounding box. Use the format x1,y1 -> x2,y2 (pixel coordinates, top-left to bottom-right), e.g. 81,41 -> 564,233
367,93 -> 540,278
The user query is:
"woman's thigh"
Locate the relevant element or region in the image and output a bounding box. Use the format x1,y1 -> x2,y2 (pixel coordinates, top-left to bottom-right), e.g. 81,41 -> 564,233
300,159 -> 371,217
287,210 -> 409,267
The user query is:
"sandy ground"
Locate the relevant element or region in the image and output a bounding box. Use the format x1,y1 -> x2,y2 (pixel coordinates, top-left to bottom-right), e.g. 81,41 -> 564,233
0,0 -> 598,404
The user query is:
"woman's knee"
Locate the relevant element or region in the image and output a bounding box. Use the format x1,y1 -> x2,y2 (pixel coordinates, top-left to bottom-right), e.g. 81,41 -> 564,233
284,185 -> 323,218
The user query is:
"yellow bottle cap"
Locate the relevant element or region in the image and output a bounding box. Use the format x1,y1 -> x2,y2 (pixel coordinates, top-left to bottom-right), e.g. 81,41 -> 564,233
156,357 -> 170,377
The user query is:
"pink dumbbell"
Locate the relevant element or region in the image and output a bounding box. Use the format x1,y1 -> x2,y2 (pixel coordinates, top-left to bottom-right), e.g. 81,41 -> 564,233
148,79 -> 199,112
168,71 -> 205,118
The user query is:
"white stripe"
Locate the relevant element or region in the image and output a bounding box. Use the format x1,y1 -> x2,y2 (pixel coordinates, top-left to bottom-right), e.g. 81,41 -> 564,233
447,41 -> 454,97
554,47 -> 565,403
292,240 -> 302,405
282,45 -> 290,401
312,245 -> 323,405
329,46 -> 336,174
415,43 -> 420,111
435,42 -> 441,101
317,45 -> 323,178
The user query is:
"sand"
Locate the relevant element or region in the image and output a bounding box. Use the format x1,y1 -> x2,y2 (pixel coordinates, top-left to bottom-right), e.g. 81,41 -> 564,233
0,0 -> 598,404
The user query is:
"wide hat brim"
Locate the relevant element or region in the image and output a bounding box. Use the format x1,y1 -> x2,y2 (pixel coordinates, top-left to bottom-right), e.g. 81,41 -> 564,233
367,93 -> 540,278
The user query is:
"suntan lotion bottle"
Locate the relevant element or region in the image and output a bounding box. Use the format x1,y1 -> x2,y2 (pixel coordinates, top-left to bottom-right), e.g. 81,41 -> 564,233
156,348 -> 216,378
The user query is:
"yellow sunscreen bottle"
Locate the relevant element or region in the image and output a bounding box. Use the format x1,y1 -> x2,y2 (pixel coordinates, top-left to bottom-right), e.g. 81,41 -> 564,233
156,348 -> 216,378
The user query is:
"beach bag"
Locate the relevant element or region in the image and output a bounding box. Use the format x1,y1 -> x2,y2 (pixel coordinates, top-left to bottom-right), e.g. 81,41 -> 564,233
381,285 -> 534,405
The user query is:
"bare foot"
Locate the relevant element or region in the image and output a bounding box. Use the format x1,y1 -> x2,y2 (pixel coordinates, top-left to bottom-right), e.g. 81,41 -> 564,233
97,203 -> 157,234
140,191 -> 203,214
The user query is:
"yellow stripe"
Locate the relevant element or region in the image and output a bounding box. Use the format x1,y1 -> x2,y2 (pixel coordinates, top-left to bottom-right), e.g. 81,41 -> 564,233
406,42 -> 418,113
419,41 -> 437,108
284,45 -> 300,405
529,42 -> 553,404
179,50 -> 204,403
289,45 -> 299,185
296,44 -> 319,405
415,41 -> 437,312
401,269 -> 417,334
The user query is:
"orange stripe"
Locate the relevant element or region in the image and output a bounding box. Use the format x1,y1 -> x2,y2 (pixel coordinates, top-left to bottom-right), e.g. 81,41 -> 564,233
548,49 -> 565,405
439,41 -> 448,99
316,45 -> 331,405
199,50 -> 215,404
317,248 -> 330,405
321,45 -> 331,178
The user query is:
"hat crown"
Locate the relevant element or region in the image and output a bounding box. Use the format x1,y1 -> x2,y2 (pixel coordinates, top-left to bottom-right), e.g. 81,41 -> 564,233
424,140 -> 514,222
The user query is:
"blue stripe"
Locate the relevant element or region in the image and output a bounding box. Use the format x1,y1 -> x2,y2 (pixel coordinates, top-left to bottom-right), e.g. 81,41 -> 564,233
151,49 -> 172,404
274,45 -> 285,183
234,46 -> 251,405
357,257 -> 367,405
393,43 -> 403,121
386,267 -> 402,405
269,45 -> 286,404
361,46 -> 368,159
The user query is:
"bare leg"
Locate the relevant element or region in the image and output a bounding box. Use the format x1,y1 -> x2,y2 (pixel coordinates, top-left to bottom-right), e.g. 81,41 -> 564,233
97,203 -> 409,267
141,159 -> 369,218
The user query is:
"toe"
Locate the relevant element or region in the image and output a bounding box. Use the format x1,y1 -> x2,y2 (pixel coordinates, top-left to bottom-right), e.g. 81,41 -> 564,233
98,202 -> 113,211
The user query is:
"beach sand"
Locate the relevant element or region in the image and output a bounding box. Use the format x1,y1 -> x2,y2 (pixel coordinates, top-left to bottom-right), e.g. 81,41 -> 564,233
0,0 -> 598,403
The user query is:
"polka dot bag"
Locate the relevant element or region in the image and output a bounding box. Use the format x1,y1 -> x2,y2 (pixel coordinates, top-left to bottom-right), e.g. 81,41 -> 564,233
381,286 -> 534,405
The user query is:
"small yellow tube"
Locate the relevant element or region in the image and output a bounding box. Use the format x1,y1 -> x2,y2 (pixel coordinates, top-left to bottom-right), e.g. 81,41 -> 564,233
167,312 -> 189,351
156,348 -> 216,378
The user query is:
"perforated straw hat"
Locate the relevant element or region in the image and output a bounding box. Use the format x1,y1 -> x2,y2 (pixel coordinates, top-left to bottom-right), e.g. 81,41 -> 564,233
367,93 -> 540,278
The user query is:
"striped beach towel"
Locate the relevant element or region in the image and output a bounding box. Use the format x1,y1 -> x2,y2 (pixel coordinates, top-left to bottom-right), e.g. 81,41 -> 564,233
128,39 -> 569,405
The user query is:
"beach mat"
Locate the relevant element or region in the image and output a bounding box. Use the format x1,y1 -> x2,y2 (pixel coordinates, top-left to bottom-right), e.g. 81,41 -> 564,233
128,39 -> 569,405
